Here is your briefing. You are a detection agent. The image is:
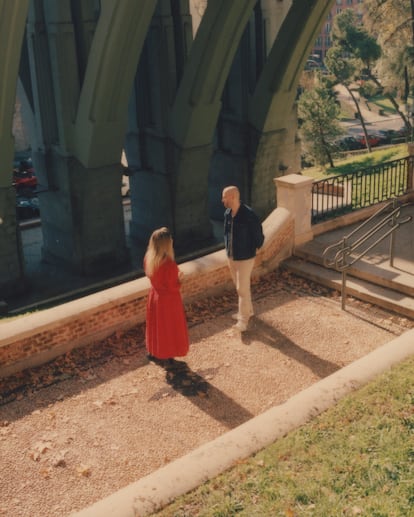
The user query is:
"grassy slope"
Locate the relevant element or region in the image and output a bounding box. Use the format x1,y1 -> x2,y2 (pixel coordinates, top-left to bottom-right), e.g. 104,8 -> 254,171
304,86 -> 410,181
155,356 -> 414,517
154,139 -> 414,517
304,144 -> 409,181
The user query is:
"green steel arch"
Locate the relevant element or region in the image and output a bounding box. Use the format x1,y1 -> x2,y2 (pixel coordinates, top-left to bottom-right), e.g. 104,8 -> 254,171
74,0 -> 157,167
249,0 -> 334,216
0,0 -> 30,183
0,0 -> 30,296
0,0 -> 334,298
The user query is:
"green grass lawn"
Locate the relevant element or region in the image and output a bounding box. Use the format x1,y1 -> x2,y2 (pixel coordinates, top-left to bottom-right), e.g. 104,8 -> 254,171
366,95 -> 402,115
339,101 -> 356,121
304,144 -> 409,181
154,355 -> 414,517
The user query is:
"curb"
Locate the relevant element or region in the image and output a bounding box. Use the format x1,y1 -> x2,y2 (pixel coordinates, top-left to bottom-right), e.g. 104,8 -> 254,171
71,328 -> 414,517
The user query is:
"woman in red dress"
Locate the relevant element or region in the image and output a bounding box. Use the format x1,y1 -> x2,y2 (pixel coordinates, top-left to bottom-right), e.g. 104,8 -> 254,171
144,227 -> 189,362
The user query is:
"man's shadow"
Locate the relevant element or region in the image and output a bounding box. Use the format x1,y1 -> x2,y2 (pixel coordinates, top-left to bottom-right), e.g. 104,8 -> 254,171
148,360 -> 254,429
241,317 -> 340,378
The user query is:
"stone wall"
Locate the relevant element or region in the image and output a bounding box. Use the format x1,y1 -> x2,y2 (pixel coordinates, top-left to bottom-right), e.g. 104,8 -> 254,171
0,206 -> 294,379
0,186 -> 25,297
13,86 -> 32,153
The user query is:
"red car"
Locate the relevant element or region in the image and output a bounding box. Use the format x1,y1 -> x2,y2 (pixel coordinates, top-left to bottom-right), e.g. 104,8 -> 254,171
12,158 -> 37,190
356,134 -> 381,147
12,169 -> 37,189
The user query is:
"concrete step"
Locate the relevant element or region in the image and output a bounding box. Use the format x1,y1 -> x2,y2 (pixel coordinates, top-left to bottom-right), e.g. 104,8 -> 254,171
294,240 -> 414,297
283,256 -> 414,319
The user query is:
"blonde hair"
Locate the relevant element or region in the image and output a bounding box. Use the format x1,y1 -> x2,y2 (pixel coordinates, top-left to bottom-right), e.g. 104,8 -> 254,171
144,227 -> 174,277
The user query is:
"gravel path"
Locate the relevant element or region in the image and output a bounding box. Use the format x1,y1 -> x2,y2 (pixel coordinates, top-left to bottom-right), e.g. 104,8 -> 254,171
0,270 -> 412,517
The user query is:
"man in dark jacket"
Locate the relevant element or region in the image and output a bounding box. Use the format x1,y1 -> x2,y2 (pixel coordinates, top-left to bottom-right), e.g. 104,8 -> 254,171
222,186 -> 264,331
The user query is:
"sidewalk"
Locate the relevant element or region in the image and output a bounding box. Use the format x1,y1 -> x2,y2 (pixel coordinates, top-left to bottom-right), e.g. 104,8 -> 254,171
334,83 -> 405,136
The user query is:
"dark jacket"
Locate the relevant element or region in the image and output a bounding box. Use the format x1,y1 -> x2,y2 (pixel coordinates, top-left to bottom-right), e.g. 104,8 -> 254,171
224,203 -> 264,260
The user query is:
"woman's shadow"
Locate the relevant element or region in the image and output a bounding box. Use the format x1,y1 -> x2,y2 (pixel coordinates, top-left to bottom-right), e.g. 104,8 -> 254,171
148,359 -> 254,429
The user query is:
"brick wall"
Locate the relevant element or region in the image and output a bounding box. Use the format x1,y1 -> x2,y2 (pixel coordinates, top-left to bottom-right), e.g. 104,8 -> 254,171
0,207 -> 294,378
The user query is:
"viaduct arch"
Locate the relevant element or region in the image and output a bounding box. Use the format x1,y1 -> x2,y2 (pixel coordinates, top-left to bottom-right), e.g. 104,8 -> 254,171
0,0 -> 333,299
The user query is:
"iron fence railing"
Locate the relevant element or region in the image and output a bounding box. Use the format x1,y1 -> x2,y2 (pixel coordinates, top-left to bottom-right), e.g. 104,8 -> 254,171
312,156 -> 413,224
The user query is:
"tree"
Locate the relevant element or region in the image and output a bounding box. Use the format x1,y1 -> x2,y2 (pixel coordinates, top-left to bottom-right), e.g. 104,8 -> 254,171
325,45 -> 373,152
363,0 -> 414,135
330,8 -> 411,137
298,83 -> 343,168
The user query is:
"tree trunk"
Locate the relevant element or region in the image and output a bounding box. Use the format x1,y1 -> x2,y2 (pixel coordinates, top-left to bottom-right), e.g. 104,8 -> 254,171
320,129 -> 335,168
325,148 -> 335,168
345,84 -> 372,152
367,71 -> 411,134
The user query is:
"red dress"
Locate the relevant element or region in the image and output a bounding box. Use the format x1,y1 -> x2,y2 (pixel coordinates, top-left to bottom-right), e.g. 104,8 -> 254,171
145,258 -> 189,359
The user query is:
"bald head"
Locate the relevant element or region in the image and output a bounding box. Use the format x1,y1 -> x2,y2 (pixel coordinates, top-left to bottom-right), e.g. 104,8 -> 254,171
222,185 -> 241,213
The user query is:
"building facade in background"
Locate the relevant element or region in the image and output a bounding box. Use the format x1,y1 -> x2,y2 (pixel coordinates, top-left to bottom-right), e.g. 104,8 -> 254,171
311,0 -> 364,64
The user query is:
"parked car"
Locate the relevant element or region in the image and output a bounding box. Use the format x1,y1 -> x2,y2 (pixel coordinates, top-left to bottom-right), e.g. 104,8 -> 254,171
337,136 -> 364,151
396,126 -> 411,139
376,130 -> 398,145
356,133 -> 381,147
12,157 -> 37,193
12,169 -> 37,189
16,196 -> 40,220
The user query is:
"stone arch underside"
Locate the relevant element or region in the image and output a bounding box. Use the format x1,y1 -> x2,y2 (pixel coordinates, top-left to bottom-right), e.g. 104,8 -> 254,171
0,0 -> 30,296
28,0 -> 157,275
168,0 -> 334,244
122,0 -> 195,248
249,0 -> 334,218
0,0 -> 335,297
74,0 -> 157,168
119,0 -> 258,252
166,0 -> 258,249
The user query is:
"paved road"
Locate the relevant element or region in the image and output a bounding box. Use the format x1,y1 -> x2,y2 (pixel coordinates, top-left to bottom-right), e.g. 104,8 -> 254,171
334,84 -> 406,136
10,202 -> 142,313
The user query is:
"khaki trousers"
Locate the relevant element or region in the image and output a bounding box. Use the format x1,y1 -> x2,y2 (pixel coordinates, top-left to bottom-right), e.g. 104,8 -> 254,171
227,257 -> 255,324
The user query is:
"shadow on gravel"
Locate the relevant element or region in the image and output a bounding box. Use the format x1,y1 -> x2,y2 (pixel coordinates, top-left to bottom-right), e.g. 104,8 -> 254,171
241,317 -> 340,378
148,360 -> 254,429
0,270 -> 336,421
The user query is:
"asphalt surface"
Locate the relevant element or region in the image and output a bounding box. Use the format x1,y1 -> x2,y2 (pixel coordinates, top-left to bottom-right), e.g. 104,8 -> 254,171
8,202 -> 141,313
335,83 -> 406,136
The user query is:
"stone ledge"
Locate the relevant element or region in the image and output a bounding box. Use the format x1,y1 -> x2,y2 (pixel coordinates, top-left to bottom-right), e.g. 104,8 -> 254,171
0,207 -> 294,378
0,278 -> 150,346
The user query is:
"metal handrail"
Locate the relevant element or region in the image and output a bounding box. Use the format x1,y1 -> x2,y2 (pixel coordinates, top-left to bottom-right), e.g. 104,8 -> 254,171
322,199 -> 412,310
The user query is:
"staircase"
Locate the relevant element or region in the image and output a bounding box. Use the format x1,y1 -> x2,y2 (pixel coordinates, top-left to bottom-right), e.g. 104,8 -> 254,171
282,203 -> 414,319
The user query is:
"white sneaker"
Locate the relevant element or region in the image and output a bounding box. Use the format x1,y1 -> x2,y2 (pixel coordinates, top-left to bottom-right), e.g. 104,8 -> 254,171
234,321 -> 248,332
232,311 -> 254,321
